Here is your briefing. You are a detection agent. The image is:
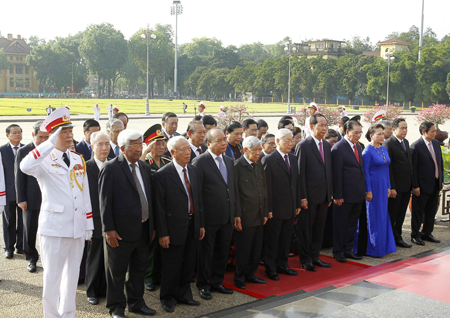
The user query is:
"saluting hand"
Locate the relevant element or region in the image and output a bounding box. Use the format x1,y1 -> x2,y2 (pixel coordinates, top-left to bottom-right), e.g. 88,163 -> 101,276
106,230 -> 122,248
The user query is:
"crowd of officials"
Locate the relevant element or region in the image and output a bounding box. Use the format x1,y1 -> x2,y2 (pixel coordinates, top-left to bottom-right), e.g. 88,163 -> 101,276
0,103 -> 445,318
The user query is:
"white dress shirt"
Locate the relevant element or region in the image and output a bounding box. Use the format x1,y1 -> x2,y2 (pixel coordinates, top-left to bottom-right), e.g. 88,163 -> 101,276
208,149 -> 225,170
311,135 -> 323,152
94,157 -> 106,171
125,158 -> 147,201
189,141 -> 203,157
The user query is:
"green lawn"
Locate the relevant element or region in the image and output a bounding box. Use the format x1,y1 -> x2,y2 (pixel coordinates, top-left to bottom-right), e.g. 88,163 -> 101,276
0,98 -> 367,116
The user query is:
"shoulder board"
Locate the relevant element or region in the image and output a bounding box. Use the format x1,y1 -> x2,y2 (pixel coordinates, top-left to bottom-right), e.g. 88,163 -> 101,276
163,157 -> 172,163
70,150 -> 83,157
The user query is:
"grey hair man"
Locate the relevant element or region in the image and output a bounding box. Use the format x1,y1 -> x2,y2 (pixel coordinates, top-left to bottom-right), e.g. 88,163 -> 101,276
106,119 -> 124,158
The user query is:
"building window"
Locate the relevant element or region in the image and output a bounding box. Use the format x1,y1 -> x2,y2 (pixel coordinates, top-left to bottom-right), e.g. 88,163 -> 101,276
20,56 -> 23,61
16,65 -> 23,75
9,66 -> 14,74
9,56 -> 13,60
10,78 -> 14,88
25,66 -> 29,75
25,78 -> 30,87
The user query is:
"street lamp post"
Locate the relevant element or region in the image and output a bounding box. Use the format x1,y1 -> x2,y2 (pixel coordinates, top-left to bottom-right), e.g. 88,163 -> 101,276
170,0 -> 183,99
384,50 -> 395,106
284,41 -> 297,113
418,0 -> 425,61
141,27 -> 156,116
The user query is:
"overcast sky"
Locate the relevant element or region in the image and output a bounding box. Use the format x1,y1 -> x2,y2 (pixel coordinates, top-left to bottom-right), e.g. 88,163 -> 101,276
1,0 -> 448,46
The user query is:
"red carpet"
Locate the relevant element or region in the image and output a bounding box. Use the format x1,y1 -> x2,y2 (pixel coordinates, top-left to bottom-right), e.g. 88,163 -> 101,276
221,255 -> 371,299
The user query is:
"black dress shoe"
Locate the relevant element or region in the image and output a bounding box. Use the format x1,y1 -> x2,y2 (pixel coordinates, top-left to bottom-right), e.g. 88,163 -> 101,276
396,240 -> 412,248
162,303 -> 175,313
334,255 -> 346,263
27,262 -> 37,273
180,299 -> 200,306
5,251 -> 13,259
266,271 -> 280,281
130,306 -> 156,316
15,249 -> 24,254
246,276 -> 266,284
301,263 -> 317,272
313,259 -> 332,267
210,284 -> 234,294
112,314 -> 126,318
145,283 -> 156,291
199,288 -> 212,300
87,297 -> 99,305
277,267 -> 298,276
235,281 -> 246,289
411,237 -> 425,245
345,252 -> 363,260
422,234 -> 441,243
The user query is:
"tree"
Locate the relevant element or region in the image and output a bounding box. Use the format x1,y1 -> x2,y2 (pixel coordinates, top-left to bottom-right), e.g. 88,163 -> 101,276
344,36 -> 375,54
226,61 -> 257,94
27,36 -> 46,48
207,46 -> 241,69
182,37 -> 223,58
238,42 -> 270,63
196,68 -> 232,98
0,48 -> 11,71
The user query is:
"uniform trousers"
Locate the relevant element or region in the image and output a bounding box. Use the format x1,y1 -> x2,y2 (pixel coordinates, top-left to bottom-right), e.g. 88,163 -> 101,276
2,201 -> 23,252
23,208 -> 40,263
39,235 -> 84,318
411,179 -> 440,238
234,225 -> 263,283
264,218 -> 294,273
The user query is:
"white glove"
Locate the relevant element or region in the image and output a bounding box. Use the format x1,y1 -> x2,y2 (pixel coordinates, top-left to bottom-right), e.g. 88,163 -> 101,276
49,127 -> 62,145
0,206 -> 4,214
85,230 -> 93,241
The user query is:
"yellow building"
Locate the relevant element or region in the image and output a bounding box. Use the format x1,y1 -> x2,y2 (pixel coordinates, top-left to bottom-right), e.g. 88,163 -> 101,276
378,38 -> 411,58
0,34 -> 39,93
295,40 -> 345,59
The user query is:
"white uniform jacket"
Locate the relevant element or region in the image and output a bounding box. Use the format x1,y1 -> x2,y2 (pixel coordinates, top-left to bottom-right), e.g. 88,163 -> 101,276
0,152 -> 5,206
20,140 -> 94,238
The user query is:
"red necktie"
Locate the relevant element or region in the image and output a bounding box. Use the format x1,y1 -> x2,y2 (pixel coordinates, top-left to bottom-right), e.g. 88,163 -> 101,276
353,145 -> 360,164
197,147 -> 202,155
183,168 -> 194,214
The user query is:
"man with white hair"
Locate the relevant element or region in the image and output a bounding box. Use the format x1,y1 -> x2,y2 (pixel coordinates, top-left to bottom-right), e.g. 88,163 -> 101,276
106,118 -> 124,158
155,136 -> 205,312
85,131 -> 110,305
99,129 -> 156,318
233,136 -> 268,289
262,129 -> 301,281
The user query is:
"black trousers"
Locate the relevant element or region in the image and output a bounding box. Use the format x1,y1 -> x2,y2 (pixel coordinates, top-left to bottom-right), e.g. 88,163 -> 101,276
234,225 -> 263,283
22,208 -> 39,263
160,218 -> 197,306
104,221 -> 150,315
411,179 -> 440,238
86,237 -> 107,298
332,202 -> 362,257
297,201 -> 328,264
356,203 -> 368,256
144,238 -> 162,285
322,205 -> 334,248
196,223 -> 233,290
2,201 -> 23,253
388,191 -> 411,241
264,218 -> 294,273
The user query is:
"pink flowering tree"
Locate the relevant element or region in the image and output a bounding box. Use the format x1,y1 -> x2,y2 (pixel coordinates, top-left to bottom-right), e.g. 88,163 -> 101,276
416,104 -> 450,130
362,105 -> 404,124
215,104 -> 252,129
292,105 -> 342,127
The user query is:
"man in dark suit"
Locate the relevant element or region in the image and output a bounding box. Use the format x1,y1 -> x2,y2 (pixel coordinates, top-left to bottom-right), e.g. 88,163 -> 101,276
295,114 -> 333,272
233,136 -> 268,289
15,120 -> 48,272
1,124 -> 24,259
331,120 -> 366,263
106,118 -> 124,159
187,121 -> 207,162
192,128 -> 241,300
155,136 -> 205,313
410,121 -> 444,245
99,129 -> 156,318
262,128 -> 301,281
260,133 -> 276,160
161,112 -> 180,159
383,118 -> 413,248
76,119 -> 100,161
113,112 -> 129,129
85,131 -> 110,305
336,116 -> 349,141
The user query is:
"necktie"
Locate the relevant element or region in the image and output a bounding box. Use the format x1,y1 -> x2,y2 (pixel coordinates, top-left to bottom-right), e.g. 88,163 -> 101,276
130,163 -> 149,222
319,141 -> 325,163
183,168 -> 194,213
429,142 -> 439,179
197,147 -> 202,155
114,145 -> 120,156
62,153 -> 70,167
284,154 -> 291,171
353,145 -> 360,164
13,146 -> 19,157
400,140 -> 406,152
215,156 -> 228,184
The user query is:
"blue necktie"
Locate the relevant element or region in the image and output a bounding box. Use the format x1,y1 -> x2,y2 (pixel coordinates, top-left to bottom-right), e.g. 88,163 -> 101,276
114,145 -> 120,156
400,140 -> 406,152
216,156 -> 228,184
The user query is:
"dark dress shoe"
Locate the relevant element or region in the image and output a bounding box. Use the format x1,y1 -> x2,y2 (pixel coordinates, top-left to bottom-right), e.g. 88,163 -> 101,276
396,240 -> 412,248
130,306 -> 156,316
266,271 -> 280,281
180,299 -> 200,306
145,283 -> 156,291
199,288 -> 212,300
345,252 -> 363,260
334,255 -> 346,263
277,267 -> 298,276
259,259 -> 265,266
313,259 -> 332,267
210,284 -> 233,294
235,281 -> 246,289
162,303 -> 175,313
16,249 -> 24,254
112,314 -> 126,318
87,297 -> 99,305
27,262 -> 37,273
301,263 -> 317,272
422,234 -> 441,243
246,276 -> 266,284
190,277 -> 195,283
5,251 -> 13,259
411,237 -> 425,245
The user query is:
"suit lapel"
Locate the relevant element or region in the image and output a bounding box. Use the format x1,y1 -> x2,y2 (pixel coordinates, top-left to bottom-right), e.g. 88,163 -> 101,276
119,155 -> 137,191
168,163 -> 188,196
138,160 -> 151,196
206,152 -> 227,185
308,137 -> 325,166
419,138 -> 434,162
392,137 -> 407,155
275,151 -> 290,175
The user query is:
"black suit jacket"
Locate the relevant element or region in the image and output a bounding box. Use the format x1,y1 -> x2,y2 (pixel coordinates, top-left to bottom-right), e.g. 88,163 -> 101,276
234,156 -> 268,227
15,142 -> 42,209
86,158 -> 104,239
192,151 -> 240,225
99,155 -> 154,242
1,142 -> 24,201
410,137 -> 444,194
189,144 -> 207,162
262,150 -> 300,219
76,139 -> 92,161
383,136 -> 413,193
295,136 -> 333,204
155,162 -> 204,245
331,138 -> 365,203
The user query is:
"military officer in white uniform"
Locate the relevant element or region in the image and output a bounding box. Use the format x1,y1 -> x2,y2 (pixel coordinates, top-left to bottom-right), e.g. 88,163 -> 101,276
20,107 -> 94,318
0,153 -> 4,281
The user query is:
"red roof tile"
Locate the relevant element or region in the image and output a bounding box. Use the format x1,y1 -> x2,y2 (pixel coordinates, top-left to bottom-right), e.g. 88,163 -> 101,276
378,38 -> 411,45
